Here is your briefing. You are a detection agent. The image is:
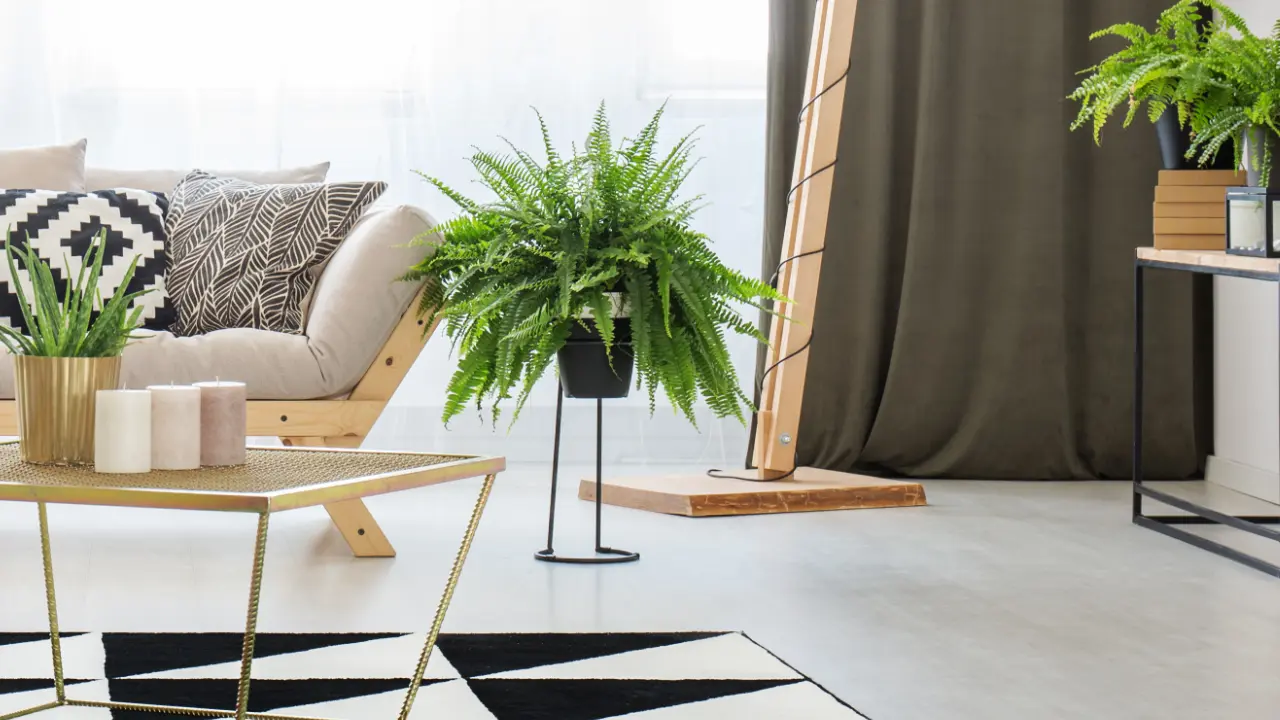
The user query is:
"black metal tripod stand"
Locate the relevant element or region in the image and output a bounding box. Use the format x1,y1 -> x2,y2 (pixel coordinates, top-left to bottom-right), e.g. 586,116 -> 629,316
535,381 -> 640,564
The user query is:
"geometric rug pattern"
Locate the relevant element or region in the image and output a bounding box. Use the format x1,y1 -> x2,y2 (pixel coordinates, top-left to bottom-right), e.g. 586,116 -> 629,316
0,632 -> 867,719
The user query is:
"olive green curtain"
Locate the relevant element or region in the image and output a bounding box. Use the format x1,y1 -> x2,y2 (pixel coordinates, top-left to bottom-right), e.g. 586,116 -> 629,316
756,0 -> 1208,479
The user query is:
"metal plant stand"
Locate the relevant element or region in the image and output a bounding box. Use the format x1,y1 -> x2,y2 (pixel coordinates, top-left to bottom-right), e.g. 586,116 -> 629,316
536,381 -> 639,564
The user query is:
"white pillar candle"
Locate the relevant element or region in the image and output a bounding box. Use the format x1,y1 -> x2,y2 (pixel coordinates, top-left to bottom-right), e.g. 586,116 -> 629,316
95,389 -> 152,474
147,385 -> 201,470
195,381 -> 247,467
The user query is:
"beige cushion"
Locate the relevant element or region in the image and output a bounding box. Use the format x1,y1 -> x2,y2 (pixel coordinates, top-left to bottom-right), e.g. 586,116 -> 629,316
85,162 -> 330,193
305,204 -> 438,390
0,204 -> 435,401
0,139 -> 87,191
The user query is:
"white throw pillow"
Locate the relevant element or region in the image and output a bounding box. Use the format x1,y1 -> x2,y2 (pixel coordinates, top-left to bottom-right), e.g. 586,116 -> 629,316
0,139 -> 87,191
85,162 -> 331,193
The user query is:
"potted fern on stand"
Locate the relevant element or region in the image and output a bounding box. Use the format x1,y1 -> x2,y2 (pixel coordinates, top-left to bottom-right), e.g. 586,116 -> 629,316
405,104 -> 784,562
0,230 -> 147,464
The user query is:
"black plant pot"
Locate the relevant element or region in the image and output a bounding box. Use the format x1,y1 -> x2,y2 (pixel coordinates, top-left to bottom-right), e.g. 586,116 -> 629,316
1244,125 -> 1280,188
1155,107 -> 1235,170
557,319 -> 634,399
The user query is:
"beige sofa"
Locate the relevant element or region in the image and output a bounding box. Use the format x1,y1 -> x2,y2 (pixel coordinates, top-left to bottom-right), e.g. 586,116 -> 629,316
0,166 -> 441,558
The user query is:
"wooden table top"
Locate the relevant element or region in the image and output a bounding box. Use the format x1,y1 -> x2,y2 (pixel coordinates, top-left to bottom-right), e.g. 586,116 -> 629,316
0,443 -> 505,513
1136,247 -> 1280,279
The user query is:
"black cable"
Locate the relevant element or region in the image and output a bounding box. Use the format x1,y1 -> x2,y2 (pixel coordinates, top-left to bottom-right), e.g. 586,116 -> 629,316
708,335 -> 813,482
708,64 -> 849,484
785,158 -> 837,205
797,67 -> 850,122
769,247 -> 824,288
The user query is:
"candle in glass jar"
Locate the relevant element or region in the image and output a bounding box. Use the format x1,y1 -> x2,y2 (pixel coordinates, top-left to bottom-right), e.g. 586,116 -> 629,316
148,385 -> 201,470
95,389 -> 152,473
195,381 -> 246,466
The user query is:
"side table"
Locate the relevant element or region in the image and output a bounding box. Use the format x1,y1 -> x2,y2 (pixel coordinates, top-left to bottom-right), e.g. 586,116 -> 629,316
1134,247 -> 1280,577
0,443 -> 504,720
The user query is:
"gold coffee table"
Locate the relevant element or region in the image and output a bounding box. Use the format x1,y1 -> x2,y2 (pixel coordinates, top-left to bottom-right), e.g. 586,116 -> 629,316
0,442 -> 504,720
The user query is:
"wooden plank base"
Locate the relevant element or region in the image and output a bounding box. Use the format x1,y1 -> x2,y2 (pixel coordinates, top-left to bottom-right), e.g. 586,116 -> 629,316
579,467 -> 927,517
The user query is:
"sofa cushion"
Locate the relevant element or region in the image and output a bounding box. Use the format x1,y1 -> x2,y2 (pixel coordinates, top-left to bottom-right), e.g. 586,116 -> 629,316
85,162 -> 330,193
165,171 -> 387,336
0,329 -> 323,400
0,205 -> 435,402
0,139 -> 87,192
305,204 -> 438,388
0,188 -> 174,331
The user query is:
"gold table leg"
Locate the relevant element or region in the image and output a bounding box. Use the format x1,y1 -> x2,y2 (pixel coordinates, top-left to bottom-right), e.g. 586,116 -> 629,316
237,512 -> 271,720
37,503 -> 64,704
398,473 -> 497,720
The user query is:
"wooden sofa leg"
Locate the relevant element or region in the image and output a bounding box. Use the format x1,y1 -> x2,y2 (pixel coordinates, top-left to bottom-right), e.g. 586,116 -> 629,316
281,435 -> 396,558
323,498 -> 397,558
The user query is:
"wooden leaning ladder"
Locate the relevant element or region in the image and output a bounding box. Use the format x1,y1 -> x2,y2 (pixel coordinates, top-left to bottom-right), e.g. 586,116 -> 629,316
579,0 -> 927,516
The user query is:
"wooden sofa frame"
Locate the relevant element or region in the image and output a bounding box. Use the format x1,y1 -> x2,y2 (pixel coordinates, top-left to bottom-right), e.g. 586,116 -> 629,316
0,294 -> 439,559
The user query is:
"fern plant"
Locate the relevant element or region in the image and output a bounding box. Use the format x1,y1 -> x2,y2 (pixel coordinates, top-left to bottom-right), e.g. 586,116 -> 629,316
404,104 -> 786,426
1069,0 -> 1280,183
0,228 -> 148,357
1181,5 -> 1280,184
1068,0 -> 1215,144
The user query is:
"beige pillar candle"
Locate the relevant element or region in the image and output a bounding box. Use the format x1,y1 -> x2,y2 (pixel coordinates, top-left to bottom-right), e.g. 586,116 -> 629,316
95,389 -> 152,473
148,385 -> 202,470
195,381 -> 246,467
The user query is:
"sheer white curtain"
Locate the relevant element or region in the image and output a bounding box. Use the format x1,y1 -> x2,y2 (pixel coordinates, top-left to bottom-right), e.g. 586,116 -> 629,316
0,0 -> 769,462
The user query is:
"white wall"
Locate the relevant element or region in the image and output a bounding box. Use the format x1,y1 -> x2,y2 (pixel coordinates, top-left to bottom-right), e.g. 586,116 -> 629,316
1226,0 -> 1278,32
1207,0 -> 1280,501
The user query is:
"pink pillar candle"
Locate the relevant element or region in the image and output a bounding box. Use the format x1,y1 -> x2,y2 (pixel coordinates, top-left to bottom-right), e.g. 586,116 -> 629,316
148,385 -> 202,470
194,381 -> 246,466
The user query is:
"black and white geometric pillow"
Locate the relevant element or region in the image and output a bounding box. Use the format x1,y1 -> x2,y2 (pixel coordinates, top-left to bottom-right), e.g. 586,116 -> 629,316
165,171 -> 387,336
0,188 -> 173,333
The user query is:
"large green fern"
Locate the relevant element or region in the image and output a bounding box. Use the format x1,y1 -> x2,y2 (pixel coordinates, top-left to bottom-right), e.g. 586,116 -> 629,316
1181,6 -> 1280,184
1069,0 -> 1280,183
403,104 -> 786,426
1068,0 -> 1216,144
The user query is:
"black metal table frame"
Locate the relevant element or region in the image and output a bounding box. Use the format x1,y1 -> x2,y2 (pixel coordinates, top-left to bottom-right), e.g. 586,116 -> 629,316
1134,255 -> 1280,578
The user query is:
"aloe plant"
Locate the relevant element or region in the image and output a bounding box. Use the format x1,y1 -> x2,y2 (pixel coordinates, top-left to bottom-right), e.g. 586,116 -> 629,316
0,228 -> 148,357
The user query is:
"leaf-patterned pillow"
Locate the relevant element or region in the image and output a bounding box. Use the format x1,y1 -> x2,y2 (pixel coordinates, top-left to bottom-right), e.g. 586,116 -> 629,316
164,171 -> 386,336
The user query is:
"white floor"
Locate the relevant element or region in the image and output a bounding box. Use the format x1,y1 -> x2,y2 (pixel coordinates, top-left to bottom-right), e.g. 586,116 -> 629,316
4,455 -> 1280,719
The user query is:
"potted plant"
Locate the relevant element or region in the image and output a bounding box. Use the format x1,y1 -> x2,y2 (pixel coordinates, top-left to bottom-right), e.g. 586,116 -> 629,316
403,104 -> 785,426
1180,7 -> 1280,186
1069,0 -> 1233,169
0,229 -> 148,464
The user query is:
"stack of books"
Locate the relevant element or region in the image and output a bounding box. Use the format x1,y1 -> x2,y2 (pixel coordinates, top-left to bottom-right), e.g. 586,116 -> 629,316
1153,170 -> 1245,250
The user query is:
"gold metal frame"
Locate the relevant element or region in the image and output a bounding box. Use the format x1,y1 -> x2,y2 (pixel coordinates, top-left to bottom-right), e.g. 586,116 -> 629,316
2,447 -> 501,720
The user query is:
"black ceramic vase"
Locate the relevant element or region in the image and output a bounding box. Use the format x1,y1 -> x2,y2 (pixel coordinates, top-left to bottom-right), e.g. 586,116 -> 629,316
557,318 -> 634,399
1155,107 -> 1235,171
1244,125 -> 1279,188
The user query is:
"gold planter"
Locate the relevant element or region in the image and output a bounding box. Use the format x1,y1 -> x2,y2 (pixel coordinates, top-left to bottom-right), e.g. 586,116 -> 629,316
14,356 -> 122,465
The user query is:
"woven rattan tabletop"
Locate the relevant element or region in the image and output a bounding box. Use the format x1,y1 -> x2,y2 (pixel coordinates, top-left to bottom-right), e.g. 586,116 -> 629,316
0,443 -> 505,512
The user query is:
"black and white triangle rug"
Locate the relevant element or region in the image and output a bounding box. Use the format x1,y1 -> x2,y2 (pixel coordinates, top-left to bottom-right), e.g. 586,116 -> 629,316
0,631 -> 866,719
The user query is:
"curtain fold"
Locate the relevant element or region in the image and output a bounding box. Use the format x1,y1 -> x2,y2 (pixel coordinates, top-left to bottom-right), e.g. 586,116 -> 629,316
759,0 -> 1205,479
